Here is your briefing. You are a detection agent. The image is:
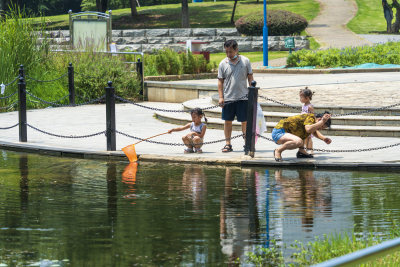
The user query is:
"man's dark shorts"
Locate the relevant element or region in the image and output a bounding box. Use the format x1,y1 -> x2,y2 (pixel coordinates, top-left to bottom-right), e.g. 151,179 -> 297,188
221,100 -> 248,122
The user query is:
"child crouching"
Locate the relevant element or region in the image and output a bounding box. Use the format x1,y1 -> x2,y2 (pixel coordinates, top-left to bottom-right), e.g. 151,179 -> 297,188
168,108 -> 208,153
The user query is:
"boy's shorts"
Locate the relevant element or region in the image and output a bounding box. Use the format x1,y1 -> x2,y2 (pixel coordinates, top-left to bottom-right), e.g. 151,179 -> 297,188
272,128 -> 286,144
221,100 -> 248,122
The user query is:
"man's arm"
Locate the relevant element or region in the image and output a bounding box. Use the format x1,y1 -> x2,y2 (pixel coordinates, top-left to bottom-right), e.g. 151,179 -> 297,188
218,78 -> 225,106
247,73 -> 254,86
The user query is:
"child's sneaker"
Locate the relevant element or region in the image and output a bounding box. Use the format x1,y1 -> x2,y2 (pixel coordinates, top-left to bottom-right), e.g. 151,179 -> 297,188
184,148 -> 194,154
195,148 -> 203,154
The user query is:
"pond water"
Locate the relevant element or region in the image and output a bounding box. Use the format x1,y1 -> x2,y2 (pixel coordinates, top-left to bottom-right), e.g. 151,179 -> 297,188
1,149 -> 400,266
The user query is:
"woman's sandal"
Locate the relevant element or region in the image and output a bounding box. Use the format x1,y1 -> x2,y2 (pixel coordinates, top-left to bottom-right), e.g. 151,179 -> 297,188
222,144 -> 233,153
274,149 -> 283,162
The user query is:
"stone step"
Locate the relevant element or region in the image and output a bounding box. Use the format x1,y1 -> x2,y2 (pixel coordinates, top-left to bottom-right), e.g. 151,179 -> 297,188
183,98 -> 400,127
154,97 -> 400,137
209,94 -> 400,117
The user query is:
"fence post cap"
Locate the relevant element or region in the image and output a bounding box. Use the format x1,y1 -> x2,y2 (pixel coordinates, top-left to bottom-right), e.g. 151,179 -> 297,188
251,80 -> 257,87
107,81 -> 113,87
69,62 -> 72,67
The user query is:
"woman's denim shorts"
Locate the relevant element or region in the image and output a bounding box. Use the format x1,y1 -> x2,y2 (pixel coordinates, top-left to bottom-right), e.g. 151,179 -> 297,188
271,128 -> 286,144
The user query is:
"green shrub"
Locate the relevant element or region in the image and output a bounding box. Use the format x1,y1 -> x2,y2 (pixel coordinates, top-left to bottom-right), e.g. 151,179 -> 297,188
286,42 -> 400,68
50,52 -> 142,100
144,49 -> 216,76
235,10 -> 308,36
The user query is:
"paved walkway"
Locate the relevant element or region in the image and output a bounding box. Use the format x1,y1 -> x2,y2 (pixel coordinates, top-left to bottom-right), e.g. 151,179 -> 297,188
1,72 -> 400,169
253,0 -> 373,68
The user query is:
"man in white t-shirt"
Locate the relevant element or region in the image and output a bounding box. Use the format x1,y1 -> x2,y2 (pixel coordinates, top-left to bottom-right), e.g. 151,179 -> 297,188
218,40 -> 254,152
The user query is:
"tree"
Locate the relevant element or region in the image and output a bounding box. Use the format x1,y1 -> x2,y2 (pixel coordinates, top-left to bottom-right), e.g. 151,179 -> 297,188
130,0 -> 137,17
231,0 -> 238,24
181,0 -> 189,28
392,0 -> 400,33
96,0 -> 108,13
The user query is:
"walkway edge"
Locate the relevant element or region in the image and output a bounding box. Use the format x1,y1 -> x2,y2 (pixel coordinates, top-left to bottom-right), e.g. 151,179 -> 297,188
2,140 -> 400,171
253,68 -> 400,74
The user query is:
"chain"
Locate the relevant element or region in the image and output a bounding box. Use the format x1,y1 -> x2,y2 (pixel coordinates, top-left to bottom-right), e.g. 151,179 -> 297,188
25,72 -> 68,83
115,94 -> 247,113
25,90 -> 105,107
258,95 -> 301,111
0,90 -> 17,100
115,95 -> 188,113
257,134 -> 400,153
116,130 -> 243,146
258,95 -> 400,117
27,123 -> 106,138
0,123 -> 19,130
332,102 -> 400,117
310,142 -> 400,153
3,76 -> 19,87
0,101 -> 18,110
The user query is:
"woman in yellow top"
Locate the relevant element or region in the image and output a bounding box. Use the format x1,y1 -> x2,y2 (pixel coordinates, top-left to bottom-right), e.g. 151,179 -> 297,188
272,112 -> 332,162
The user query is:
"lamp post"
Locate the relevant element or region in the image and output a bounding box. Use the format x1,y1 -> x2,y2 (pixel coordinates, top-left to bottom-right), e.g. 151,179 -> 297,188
263,0 -> 268,67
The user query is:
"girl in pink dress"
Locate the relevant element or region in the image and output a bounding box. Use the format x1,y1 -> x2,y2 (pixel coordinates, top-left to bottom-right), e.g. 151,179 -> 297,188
299,87 -> 315,156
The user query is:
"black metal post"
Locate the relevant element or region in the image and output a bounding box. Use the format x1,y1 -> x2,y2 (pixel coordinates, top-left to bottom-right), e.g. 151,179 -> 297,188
244,81 -> 259,157
106,81 -> 116,151
19,64 -> 25,78
18,76 -> 27,142
68,63 -> 75,106
136,58 -> 144,98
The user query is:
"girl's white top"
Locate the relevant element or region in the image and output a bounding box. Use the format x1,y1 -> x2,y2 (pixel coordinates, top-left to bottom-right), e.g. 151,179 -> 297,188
301,103 -> 313,114
190,122 -> 205,134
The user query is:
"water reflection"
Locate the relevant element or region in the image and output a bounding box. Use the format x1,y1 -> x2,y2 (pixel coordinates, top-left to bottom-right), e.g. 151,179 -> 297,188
220,168 -> 260,265
274,169 -> 332,231
182,166 -> 207,212
121,162 -> 138,203
1,150 -> 400,266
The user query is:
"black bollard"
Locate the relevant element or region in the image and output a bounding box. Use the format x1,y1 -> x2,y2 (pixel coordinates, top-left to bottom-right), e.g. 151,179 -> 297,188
106,81 -> 116,151
19,64 -> 24,78
136,58 -> 144,99
68,63 -> 75,106
244,80 -> 259,157
18,76 -> 27,142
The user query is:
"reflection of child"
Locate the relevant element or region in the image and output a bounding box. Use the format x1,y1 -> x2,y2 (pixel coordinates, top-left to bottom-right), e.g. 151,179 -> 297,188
168,108 -> 208,153
299,87 -> 315,154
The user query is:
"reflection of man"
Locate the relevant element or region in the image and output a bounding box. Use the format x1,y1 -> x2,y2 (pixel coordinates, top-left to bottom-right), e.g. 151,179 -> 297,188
274,169 -> 332,231
219,168 -> 259,264
218,40 -> 254,153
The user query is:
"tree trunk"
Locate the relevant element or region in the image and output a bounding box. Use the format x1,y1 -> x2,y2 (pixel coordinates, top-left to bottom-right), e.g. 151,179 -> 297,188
130,0 -> 138,17
96,0 -> 101,12
392,0 -> 400,33
96,0 -> 108,13
101,0 -> 108,13
231,0 -> 238,25
181,0 -> 189,28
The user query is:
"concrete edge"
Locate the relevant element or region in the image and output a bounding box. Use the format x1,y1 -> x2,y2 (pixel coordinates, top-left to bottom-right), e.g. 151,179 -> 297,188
2,140 -> 400,171
253,68 -> 400,74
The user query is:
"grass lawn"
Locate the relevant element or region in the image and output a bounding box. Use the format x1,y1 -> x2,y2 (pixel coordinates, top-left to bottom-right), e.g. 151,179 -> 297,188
37,0 -> 319,30
348,0 -> 389,34
210,51 -> 288,64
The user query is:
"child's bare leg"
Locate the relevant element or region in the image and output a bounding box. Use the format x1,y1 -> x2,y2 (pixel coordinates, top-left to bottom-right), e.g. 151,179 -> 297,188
192,137 -> 203,149
182,134 -> 193,149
